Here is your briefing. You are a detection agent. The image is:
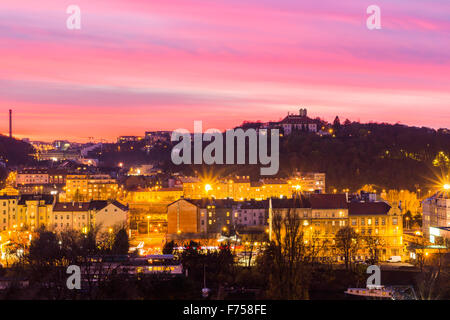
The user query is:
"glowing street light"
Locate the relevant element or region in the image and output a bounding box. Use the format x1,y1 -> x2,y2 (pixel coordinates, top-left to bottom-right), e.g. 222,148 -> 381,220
204,184 -> 212,193
443,184 -> 450,190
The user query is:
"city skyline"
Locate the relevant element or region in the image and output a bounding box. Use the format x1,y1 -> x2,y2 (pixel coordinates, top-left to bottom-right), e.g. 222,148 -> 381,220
1,0 -> 449,142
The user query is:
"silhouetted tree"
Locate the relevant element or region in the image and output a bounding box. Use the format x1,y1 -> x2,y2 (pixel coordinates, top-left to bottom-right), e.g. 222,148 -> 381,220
335,226 -> 360,271
112,229 -> 129,255
162,240 -> 175,254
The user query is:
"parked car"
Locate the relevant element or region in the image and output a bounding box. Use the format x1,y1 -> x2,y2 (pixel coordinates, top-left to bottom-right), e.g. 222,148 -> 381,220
387,256 -> 401,263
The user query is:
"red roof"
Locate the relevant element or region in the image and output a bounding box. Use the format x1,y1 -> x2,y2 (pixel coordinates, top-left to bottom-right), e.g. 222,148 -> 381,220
280,115 -> 316,124
310,194 -> 348,209
53,202 -> 90,212
348,202 -> 391,216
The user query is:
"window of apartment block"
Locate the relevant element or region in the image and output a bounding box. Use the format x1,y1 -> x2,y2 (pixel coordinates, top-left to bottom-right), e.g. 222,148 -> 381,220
375,218 -> 379,226
361,218 -> 365,226
392,218 -> 398,225
382,218 -> 386,226
368,218 -> 372,225
351,219 -> 356,226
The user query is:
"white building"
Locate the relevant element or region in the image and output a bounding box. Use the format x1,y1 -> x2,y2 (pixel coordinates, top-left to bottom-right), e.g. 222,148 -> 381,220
422,192 -> 450,238
92,200 -> 129,233
16,169 -> 49,186
275,108 -> 318,135
233,200 -> 268,228
52,200 -> 129,234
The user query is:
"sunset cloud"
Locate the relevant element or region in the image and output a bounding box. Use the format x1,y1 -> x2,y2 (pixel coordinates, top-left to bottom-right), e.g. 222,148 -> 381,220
1,0 -> 449,141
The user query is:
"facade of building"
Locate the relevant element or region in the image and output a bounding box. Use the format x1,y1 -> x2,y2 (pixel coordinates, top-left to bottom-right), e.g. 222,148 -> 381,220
15,169 -> 49,186
144,131 -> 171,144
233,200 -> 268,229
263,108 -> 317,135
117,136 -> 143,143
167,198 -> 202,235
52,202 -> 91,233
127,187 -> 183,203
178,174 -> 325,201
422,192 -> 450,238
0,196 -> 18,231
91,200 -> 129,233
64,174 -> 119,201
17,194 -> 55,230
52,200 -> 129,234
167,193 -> 405,261
39,150 -> 79,161
348,201 -> 403,261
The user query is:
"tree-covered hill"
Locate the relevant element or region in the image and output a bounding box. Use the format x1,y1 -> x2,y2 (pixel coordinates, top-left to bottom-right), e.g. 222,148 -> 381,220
278,121 -> 450,191
165,120 -> 450,192
0,134 -> 35,166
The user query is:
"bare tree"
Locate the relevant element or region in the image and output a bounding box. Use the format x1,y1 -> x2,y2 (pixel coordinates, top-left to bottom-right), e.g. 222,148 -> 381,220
335,226 -> 360,271
258,207 -> 324,299
363,234 -> 385,264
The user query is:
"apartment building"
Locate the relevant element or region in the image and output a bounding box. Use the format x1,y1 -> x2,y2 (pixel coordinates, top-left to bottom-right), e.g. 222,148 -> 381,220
422,192 -> 450,239
17,194 -> 55,230
348,201 -> 403,260
52,200 -> 129,234
64,174 -> 119,201
0,196 -> 18,231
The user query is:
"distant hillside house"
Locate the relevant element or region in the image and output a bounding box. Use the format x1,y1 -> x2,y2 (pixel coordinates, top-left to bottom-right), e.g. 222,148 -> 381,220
264,108 -> 317,135
279,108 -> 317,135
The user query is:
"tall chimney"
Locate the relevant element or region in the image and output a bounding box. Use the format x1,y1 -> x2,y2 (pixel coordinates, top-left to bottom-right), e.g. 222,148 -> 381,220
9,109 -> 12,138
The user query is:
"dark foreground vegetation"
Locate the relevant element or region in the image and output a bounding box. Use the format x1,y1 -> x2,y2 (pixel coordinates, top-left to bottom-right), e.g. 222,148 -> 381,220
1,211 -> 449,300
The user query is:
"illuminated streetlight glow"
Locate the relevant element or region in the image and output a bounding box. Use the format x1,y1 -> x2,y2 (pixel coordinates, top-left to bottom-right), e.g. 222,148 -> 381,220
443,184 -> 450,190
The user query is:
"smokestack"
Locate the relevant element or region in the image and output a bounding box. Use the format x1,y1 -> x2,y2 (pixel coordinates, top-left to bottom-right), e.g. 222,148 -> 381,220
9,109 -> 12,138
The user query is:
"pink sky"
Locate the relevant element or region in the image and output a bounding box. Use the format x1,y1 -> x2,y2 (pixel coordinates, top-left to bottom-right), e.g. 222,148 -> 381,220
0,0 -> 449,142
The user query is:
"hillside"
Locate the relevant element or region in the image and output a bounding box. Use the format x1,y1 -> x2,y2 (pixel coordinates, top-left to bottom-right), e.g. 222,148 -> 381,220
162,120 -> 450,192
278,121 -> 450,191
0,134 -> 35,166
